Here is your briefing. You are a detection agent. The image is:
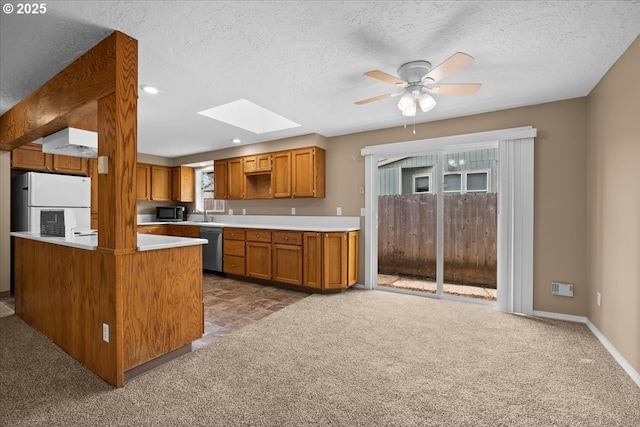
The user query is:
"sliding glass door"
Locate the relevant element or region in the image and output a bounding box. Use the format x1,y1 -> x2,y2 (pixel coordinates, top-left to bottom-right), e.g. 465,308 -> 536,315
375,148 -> 498,304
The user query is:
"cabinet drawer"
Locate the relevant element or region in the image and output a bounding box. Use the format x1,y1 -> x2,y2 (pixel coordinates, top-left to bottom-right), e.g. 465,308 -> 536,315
246,229 -> 272,242
224,255 -> 245,276
224,239 -> 245,257
165,225 -> 183,236
224,228 -> 245,241
182,225 -> 201,238
272,230 -> 302,245
137,225 -> 166,235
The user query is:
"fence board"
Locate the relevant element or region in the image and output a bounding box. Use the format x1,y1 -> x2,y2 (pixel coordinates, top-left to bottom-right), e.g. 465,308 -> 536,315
378,193 -> 497,287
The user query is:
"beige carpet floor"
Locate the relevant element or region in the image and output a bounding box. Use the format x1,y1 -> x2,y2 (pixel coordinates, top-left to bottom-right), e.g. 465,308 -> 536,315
1,288 -> 638,427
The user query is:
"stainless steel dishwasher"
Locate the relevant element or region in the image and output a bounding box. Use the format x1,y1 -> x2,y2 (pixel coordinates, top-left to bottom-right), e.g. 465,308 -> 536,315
200,227 -> 223,273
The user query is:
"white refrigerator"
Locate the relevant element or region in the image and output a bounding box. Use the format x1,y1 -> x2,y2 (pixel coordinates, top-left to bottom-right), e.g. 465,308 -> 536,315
11,171 -> 91,233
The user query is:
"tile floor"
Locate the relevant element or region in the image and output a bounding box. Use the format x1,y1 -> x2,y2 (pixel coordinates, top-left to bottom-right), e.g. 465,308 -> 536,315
192,273 -> 309,350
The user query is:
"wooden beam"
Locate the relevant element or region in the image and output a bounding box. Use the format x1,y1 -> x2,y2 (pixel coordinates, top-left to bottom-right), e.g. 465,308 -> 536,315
0,37 -> 117,151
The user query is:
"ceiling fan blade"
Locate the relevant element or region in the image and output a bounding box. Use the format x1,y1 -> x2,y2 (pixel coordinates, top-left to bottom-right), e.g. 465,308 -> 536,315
432,83 -> 482,95
422,52 -> 474,83
354,93 -> 393,105
364,70 -> 406,86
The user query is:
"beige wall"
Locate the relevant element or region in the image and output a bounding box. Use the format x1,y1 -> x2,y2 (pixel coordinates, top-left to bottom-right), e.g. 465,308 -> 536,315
586,37 -> 640,374
330,99 -> 589,317
0,151 -> 10,295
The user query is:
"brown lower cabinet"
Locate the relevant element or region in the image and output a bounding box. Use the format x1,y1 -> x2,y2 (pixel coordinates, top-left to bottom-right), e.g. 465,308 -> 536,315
223,227 -> 358,291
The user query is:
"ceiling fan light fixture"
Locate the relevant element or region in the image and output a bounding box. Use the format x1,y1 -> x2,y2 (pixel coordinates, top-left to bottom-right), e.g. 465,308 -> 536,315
401,101 -> 417,117
418,92 -> 436,112
397,92 -> 415,113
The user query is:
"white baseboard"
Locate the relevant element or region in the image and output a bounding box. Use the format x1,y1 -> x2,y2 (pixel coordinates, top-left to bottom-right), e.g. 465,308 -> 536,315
585,319 -> 640,388
533,310 -> 640,388
532,310 -> 587,323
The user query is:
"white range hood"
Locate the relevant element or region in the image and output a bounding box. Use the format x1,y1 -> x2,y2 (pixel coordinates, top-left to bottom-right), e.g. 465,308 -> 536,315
34,128 -> 98,158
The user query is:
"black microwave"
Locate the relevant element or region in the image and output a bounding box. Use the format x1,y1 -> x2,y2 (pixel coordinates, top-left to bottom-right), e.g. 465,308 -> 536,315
156,206 -> 187,222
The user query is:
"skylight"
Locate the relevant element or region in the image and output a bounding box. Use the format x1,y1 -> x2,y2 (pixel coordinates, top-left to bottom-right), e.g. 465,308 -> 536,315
197,99 -> 300,134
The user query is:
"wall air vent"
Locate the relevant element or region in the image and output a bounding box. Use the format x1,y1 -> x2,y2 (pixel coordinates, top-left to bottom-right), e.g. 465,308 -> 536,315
551,282 -> 574,297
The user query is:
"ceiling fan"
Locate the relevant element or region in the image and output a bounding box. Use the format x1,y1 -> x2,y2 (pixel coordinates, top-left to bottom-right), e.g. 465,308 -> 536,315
355,52 -> 481,116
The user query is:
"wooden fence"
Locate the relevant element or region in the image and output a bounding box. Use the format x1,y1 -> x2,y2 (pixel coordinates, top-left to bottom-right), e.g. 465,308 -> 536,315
378,193 -> 497,287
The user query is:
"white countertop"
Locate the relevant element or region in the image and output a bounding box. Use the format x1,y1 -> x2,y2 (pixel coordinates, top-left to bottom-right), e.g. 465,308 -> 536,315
139,215 -> 361,232
10,231 -> 207,252
140,221 -> 359,232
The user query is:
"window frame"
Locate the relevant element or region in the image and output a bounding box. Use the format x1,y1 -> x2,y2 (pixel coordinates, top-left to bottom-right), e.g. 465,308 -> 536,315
412,172 -> 433,194
465,169 -> 491,193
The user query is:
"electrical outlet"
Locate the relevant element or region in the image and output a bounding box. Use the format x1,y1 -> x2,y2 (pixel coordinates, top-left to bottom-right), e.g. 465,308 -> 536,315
360,207 -> 366,216
291,207 -> 296,215
242,208 -> 246,215
228,209 -> 233,215
102,323 -> 109,343
597,292 -> 601,306
337,207 -> 342,216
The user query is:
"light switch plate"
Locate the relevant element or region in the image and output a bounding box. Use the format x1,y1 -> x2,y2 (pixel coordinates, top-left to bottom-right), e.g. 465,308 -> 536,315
97,156 -> 108,174
361,208 -> 366,216
337,207 -> 342,216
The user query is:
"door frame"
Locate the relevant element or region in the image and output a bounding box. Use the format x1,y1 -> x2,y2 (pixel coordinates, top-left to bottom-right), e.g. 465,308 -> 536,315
361,126 -> 537,315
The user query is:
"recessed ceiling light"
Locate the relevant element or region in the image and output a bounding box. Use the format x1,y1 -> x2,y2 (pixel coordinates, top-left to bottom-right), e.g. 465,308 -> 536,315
198,99 -> 300,134
232,138 -> 242,144
140,85 -> 159,94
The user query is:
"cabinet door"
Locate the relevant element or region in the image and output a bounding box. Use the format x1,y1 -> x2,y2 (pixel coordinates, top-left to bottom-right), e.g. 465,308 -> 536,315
52,155 -> 89,175
214,160 -> 228,199
303,232 -> 323,289
347,231 -> 359,286
227,158 -> 245,199
291,148 -> 315,197
11,143 -> 52,171
172,166 -> 194,202
273,243 -> 302,285
136,164 -> 151,200
323,232 -> 348,290
89,158 -> 99,214
271,151 -> 291,198
256,154 -> 271,171
243,156 -> 257,174
246,242 -> 272,280
151,166 -> 172,201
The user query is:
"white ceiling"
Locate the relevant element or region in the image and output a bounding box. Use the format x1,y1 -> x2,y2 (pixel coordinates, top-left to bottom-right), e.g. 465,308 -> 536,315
1,1 -> 639,158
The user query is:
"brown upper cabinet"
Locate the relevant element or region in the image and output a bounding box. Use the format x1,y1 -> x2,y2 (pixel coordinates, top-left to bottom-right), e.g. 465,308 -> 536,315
214,159 -> 228,199
244,154 -> 271,174
292,147 -> 325,198
271,151 -> 292,198
151,165 -> 172,201
213,146 -> 325,201
11,143 -> 89,176
136,164 -> 151,200
136,163 -> 172,201
172,166 -> 195,202
227,157 -> 245,199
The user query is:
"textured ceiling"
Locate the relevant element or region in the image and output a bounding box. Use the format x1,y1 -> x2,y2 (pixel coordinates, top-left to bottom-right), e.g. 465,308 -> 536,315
1,1 -> 639,158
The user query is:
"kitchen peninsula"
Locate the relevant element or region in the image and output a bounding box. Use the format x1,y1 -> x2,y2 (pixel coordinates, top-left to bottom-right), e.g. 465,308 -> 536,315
0,31 -> 198,387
